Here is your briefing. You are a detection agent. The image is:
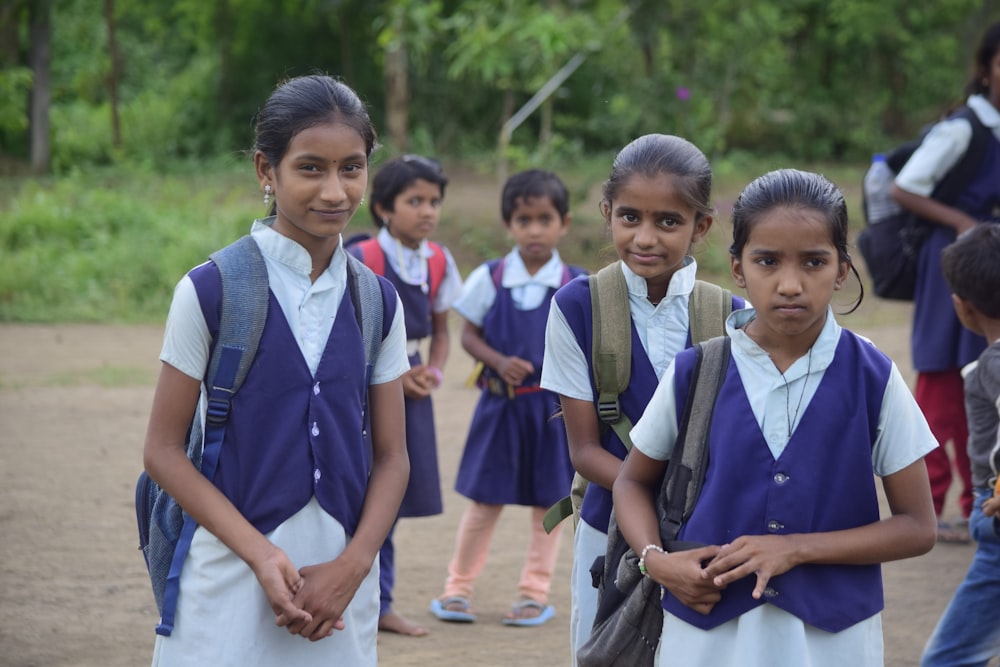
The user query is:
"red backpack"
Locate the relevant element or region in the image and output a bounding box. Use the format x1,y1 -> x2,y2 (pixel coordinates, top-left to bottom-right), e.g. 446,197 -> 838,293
352,237 -> 448,301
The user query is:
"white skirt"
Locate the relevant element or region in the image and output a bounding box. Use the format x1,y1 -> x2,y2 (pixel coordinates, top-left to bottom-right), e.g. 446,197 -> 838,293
151,497 -> 379,667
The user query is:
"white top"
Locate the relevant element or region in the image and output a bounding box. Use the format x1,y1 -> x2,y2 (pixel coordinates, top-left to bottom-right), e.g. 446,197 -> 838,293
453,248 -> 569,325
375,227 -> 463,313
895,94 -> 1000,197
631,308 -> 937,667
540,258 -> 699,401
161,220 -> 410,384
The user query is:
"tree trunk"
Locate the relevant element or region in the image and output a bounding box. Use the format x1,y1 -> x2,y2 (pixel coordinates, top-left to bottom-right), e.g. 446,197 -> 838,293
29,0 -> 51,173
104,0 -> 122,149
384,25 -> 409,153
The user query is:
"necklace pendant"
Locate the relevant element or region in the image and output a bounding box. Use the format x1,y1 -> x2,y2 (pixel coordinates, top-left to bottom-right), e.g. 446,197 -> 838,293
421,282 -> 429,295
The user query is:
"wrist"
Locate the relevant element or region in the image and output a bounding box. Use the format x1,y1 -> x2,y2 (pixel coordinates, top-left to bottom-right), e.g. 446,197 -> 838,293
638,543 -> 665,577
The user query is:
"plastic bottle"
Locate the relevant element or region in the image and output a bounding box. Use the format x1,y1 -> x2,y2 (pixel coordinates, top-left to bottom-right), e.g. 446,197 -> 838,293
863,153 -> 901,223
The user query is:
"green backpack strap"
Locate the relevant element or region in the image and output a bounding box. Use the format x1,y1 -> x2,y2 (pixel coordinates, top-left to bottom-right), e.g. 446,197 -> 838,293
688,280 -> 732,345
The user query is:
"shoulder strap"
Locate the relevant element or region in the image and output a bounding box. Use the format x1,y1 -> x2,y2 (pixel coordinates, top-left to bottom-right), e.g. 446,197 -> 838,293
659,336 -> 731,549
354,237 -> 386,277
688,280 -> 733,345
932,106 -> 990,206
157,234 -> 269,636
427,241 -> 447,301
590,260 -> 634,448
345,253 -> 385,372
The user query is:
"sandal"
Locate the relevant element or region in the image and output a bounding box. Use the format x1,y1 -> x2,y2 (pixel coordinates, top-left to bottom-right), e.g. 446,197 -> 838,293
502,598 -> 555,627
429,596 -> 476,623
937,520 -> 971,544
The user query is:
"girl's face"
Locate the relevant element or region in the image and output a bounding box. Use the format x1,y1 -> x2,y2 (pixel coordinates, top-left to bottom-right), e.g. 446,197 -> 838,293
604,173 -> 711,301
506,195 -> 570,273
378,178 -> 443,249
254,121 -> 368,252
731,207 -> 849,351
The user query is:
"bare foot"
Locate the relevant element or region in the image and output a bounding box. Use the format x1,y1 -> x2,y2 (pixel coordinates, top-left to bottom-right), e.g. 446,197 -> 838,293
379,610 -> 429,637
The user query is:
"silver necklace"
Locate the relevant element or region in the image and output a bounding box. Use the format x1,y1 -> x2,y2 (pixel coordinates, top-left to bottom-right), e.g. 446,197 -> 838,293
780,347 -> 813,439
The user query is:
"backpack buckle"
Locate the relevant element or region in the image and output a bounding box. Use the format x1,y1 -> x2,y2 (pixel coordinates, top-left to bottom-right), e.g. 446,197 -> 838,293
205,395 -> 232,425
596,398 -> 622,425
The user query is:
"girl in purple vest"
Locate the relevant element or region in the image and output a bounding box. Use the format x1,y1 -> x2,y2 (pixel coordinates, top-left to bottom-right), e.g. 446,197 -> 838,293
142,74 -> 411,666
617,169 -> 938,666
347,155 -> 463,637
540,135 -> 742,661
430,169 -> 586,627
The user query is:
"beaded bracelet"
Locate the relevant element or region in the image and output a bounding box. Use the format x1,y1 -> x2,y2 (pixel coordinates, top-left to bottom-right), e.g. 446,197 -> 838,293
428,366 -> 443,386
638,544 -> 665,577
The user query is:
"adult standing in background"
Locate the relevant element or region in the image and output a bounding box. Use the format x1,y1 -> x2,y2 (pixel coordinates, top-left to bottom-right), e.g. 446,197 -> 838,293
892,20 -> 1000,544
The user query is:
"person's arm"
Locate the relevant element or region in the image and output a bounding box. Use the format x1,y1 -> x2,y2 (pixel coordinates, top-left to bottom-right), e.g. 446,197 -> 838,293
559,396 -> 626,491
291,377 -> 409,641
461,319 -> 533,386
143,363 -> 312,629
702,459 -> 936,599
425,309 -> 450,387
613,448 -> 723,615
891,184 -> 978,235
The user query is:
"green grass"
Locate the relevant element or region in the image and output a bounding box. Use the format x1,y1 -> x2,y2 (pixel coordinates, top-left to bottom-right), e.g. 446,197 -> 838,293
0,154 -> 870,324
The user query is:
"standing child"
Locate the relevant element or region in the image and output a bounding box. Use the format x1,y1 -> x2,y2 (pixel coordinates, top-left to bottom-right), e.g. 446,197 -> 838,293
347,154 -> 463,637
922,223 -> 1000,666
539,134 -> 742,661
616,168 -> 937,667
429,169 -> 586,627
891,20 -> 1000,543
141,74 -> 411,665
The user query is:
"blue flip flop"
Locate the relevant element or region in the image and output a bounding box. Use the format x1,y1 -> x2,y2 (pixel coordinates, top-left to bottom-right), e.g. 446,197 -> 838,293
502,599 -> 555,627
429,596 -> 476,623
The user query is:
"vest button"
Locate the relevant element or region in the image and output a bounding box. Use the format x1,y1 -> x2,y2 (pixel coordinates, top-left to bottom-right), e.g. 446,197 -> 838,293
767,520 -> 783,532
313,468 -> 321,482
763,586 -> 778,598
313,382 -> 321,395
773,472 -> 788,484
311,422 -> 320,437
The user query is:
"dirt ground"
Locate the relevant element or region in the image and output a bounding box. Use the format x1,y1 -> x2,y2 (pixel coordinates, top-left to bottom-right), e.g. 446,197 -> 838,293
0,314 -> 979,667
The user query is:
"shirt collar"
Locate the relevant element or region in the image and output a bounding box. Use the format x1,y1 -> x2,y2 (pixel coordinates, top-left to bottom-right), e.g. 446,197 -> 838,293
726,305 -> 842,375
251,216 -> 346,279
502,247 -> 564,288
620,256 -> 698,300
968,94 -> 1000,129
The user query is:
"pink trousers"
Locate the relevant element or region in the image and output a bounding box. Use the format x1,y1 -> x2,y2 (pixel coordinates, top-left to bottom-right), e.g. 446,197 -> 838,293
442,502 -> 563,604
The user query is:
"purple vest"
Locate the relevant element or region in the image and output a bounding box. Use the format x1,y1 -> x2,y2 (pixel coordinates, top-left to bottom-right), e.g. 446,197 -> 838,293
348,244 -> 432,341
665,329 -> 891,632
189,261 -> 396,536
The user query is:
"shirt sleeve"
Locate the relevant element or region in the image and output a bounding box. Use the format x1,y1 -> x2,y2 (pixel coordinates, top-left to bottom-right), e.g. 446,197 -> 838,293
630,360 -> 680,461
159,275 -> 211,380
452,263 -> 496,327
539,299 -> 593,401
871,363 -> 939,476
431,246 -> 464,313
894,117 -> 974,197
370,293 -> 411,384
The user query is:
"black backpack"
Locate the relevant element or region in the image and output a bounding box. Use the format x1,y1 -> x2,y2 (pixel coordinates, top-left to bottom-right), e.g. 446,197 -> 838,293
857,106 -> 989,301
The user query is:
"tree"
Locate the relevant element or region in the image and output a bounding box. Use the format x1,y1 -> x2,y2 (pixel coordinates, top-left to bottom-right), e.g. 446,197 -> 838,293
29,0 -> 51,173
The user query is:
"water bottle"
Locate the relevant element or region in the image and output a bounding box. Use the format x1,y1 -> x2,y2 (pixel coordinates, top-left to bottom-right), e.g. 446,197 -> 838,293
863,153 -> 901,223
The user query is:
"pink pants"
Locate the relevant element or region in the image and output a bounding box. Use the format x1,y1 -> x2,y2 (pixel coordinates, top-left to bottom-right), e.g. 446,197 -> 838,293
442,502 -> 563,604
916,370 -> 973,519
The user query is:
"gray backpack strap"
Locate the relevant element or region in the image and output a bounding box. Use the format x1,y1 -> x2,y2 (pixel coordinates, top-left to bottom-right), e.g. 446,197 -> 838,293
345,252 -> 384,370
659,335 -> 731,549
207,235 -> 270,394
688,280 -> 732,345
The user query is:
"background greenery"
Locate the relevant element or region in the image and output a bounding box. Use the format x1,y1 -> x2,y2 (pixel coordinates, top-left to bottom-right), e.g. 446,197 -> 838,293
1,0 -> 998,322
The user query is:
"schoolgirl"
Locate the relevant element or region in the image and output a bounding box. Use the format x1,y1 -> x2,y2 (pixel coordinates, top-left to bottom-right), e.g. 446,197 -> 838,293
142,74 -> 411,665
430,169 -> 585,626
539,134 -> 741,661
616,169 -> 938,666
347,154 -> 463,636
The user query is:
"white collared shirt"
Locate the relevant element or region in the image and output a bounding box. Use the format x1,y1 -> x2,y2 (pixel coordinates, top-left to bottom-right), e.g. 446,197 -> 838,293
453,248 -> 568,326
375,227 -> 463,313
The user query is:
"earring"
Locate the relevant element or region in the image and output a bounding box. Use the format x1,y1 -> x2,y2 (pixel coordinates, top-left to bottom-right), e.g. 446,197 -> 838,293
263,184 -> 272,207
360,197 -> 365,206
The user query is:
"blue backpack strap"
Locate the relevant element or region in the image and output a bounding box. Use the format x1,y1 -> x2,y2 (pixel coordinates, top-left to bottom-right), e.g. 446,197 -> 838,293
155,235 -> 269,636
345,253 -> 387,459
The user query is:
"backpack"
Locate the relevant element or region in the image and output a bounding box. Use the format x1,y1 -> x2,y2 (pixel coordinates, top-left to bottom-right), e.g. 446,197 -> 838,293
577,336 -> 732,667
857,106 -> 990,301
347,235 -> 448,302
541,261 -> 732,533
135,235 -> 387,637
